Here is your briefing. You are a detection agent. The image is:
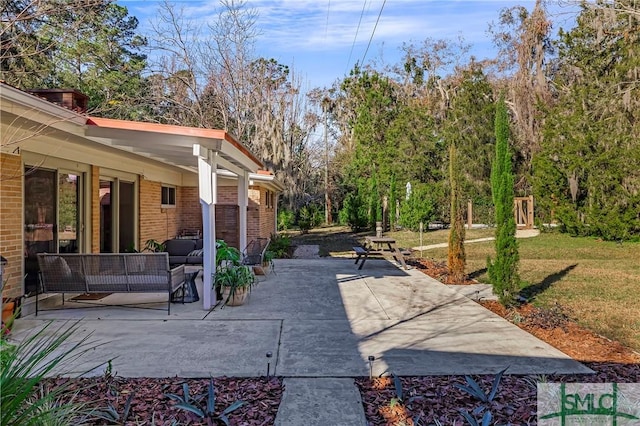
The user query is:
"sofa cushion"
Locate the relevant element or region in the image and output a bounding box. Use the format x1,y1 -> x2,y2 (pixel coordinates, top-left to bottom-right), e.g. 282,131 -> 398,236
194,239 -> 203,250
164,239 -> 196,256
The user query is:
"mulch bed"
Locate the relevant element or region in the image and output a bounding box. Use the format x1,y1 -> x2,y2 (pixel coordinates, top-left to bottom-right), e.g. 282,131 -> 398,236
356,363 -> 640,425
49,376 -> 283,425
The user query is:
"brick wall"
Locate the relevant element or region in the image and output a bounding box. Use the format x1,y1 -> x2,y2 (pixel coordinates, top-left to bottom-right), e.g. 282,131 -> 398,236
91,166 -> 100,252
218,184 -> 276,242
0,153 -> 23,298
252,186 -> 276,240
180,186 -> 201,231
139,179 -> 181,245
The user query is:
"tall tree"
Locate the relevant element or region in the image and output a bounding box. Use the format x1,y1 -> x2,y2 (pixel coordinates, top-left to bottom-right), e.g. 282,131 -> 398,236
147,0 -> 313,206
1,1 -> 147,118
448,142 -> 466,283
488,96 -> 519,306
490,0 -> 552,192
534,0 -> 640,240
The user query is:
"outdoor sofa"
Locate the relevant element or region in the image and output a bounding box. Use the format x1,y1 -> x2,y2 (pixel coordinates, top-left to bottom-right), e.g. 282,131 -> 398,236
37,253 -> 186,315
163,238 -> 204,267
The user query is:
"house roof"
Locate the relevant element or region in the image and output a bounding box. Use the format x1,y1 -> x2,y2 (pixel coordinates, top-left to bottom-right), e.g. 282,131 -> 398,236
1,82 -> 263,175
85,117 -> 262,175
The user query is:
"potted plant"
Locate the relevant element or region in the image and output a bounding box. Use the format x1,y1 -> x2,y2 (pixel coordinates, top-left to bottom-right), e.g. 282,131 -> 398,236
214,240 -> 255,306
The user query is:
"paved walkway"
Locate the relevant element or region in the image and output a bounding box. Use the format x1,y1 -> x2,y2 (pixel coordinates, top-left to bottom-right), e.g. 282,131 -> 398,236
12,256 -> 590,425
413,228 -> 540,251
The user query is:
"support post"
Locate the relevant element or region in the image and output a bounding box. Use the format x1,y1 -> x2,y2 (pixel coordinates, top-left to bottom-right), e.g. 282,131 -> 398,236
196,146 -> 218,310
467,199 -> 473,229
238,171 -> 248,251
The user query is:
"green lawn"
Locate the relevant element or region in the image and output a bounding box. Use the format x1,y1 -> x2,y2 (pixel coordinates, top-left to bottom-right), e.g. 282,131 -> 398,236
289,226 -> 640,352
393,229 -> 640,352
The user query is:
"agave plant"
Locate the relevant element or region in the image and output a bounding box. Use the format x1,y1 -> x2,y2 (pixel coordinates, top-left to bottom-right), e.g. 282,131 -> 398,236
165,378 -> 245,426
1,321 -> 104,426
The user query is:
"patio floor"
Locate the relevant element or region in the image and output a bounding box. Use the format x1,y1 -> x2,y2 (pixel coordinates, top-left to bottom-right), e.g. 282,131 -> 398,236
12,257 -> 590,378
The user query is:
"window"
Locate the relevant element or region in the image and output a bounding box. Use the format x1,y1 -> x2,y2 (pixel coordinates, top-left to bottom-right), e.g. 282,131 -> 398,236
266,190 -> 275,209
162,186 -> 176,206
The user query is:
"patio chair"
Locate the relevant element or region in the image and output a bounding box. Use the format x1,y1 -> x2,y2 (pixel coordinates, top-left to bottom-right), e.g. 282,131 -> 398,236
241,238 -> 272,275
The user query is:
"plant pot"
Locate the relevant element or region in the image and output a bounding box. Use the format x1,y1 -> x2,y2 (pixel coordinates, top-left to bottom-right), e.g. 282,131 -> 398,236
220,286 -> 249,306
2,301 -> 15,334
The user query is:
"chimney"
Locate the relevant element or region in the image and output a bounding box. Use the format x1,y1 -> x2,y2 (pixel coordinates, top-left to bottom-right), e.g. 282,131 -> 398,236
27,89 -> 89,113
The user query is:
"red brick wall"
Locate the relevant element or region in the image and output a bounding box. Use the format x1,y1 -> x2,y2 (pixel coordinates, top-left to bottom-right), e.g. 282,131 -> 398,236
139,179 -> 181,245
218,184 -> 276,242
91,166 -> 100,252
180,186 -> 201,231
251,186 -> 276,240
0,153 -> 23,298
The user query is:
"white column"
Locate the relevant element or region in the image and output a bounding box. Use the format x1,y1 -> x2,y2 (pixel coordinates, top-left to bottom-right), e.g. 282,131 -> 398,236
196,145 -> 218,310
237,171 -> 248,251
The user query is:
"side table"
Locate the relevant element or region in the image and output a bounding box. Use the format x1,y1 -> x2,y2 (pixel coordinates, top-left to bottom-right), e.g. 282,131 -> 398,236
172,271 -> 200,303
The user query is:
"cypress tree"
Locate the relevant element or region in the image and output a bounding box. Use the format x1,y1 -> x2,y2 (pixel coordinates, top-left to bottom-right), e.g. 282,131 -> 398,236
448,142 -> 466,282
389,173 -> 397,230
488,96 -> 520,305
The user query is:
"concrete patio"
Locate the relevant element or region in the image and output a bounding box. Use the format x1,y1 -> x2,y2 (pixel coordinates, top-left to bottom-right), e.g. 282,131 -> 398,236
11,257 -> 592,425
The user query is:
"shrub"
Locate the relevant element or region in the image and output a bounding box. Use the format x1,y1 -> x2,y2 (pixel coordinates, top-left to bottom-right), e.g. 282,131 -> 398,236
398,184 -> 437,231
296,204 -> 322,233
269,233 -> 291,258
1,321 -> 102,426
277,209 -> 295,231
339,192 -> 368,231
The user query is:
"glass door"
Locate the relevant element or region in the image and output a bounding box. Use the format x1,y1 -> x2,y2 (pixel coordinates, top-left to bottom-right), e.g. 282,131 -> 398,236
100,178 -> 136,253
24,168 -> 56,295
99,179 -> 114,252
24,169 -> 84,295
58,173 -> 81,254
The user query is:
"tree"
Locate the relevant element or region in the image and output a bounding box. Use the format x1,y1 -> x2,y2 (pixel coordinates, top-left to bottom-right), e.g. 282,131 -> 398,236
146,0 -> 313,208
1,1 -> 148,119
489,0 -> 552,192
448,142 -> 466,282
488,96 -> 519,305
534,1 -> 640,240
389,173 -> 397,230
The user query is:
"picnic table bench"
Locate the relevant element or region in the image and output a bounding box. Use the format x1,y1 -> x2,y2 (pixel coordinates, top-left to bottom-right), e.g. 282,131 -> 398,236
354,236 -> 411,270
37,253 -> 186,315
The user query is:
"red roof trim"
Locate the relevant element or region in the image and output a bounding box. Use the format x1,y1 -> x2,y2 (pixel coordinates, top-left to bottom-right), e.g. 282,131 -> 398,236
86,117 -> 262,168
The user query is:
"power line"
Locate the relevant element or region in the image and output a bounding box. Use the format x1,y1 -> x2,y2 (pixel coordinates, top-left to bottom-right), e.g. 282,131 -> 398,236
325,0 -> 331,40
360,0 -> 386,66
345,0 -> 369,74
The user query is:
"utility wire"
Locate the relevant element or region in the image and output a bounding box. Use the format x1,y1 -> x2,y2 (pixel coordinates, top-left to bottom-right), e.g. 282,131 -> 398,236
325,0 -> 331,40
345,0 -> 369,74
360,0 -> 386,66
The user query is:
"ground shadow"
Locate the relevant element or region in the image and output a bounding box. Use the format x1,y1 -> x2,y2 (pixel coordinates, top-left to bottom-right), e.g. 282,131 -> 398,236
519,264 -> 578,302
468,267 -> 487,280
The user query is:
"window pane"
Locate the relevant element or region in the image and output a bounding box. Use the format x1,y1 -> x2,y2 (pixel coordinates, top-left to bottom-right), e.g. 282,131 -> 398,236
119,181 -> 135,253
58,173 -> 80,254
24,168 -> 56,294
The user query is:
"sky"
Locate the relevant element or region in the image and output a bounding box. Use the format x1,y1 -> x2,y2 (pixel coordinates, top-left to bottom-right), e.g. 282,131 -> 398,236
117,0 -> 579,89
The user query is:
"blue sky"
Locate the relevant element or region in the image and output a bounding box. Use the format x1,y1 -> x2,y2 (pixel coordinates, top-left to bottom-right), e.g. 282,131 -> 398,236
117,0 -> 578,89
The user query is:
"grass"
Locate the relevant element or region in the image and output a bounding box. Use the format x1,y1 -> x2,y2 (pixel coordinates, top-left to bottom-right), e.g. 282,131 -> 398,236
290,225 -> 640,352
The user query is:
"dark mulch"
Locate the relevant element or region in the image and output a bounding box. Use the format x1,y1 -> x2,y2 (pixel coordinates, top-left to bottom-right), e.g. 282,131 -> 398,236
356,363 -> 640,425
409,258 -> 479,285
48,376 -> 283,425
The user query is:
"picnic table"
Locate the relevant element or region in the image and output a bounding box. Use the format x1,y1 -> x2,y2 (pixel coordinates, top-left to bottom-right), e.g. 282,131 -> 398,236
354,236 -> 410,270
